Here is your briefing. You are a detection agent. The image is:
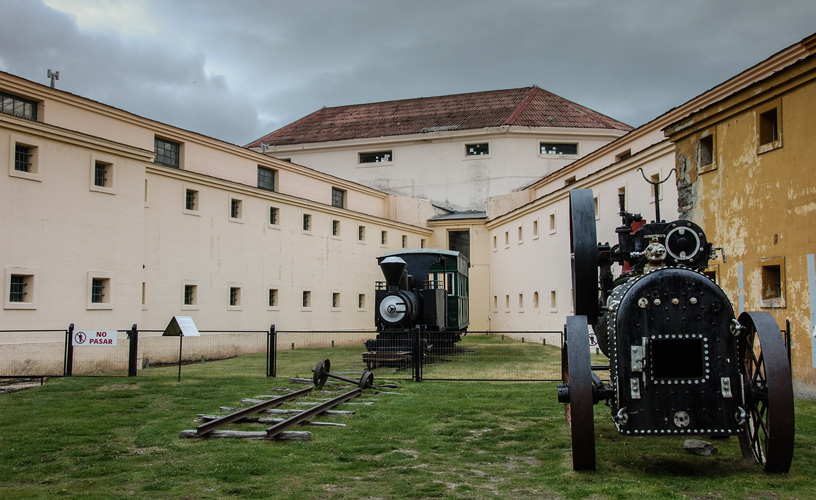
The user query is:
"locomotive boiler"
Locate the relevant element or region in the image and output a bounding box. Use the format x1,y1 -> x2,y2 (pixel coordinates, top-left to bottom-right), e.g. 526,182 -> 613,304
557,188 -> 794,472
365,249 -> 469,354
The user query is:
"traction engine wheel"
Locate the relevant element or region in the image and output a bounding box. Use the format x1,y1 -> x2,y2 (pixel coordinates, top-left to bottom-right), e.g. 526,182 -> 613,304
561,315 -> 596,471
737,311 -> 795,473
569,190 -> 599,324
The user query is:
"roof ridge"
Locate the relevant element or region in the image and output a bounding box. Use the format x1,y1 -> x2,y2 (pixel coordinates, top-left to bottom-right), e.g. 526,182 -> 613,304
503,86 -> 540,125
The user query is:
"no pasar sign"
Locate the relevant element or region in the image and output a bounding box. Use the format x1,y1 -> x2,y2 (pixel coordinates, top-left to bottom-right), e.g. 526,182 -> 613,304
73,330 -> 117,346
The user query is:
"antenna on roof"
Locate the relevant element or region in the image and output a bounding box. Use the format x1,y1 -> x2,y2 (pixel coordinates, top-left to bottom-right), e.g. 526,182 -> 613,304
47,69 -> 60,89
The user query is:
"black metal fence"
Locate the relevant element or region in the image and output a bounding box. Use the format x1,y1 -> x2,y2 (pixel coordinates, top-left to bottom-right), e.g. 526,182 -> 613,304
1,324 -> 274,379
2,325 -> 567,382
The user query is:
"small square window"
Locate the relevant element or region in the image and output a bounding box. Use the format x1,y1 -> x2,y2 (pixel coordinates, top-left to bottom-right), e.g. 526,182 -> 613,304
466,143 -> 489,156
699,134 -> 714,168
332,187 -> 346,208
303,213 -> 312,231
258,166 -> 276,192
87,272 -> 113,309
268,288 -> 279,307
332,220 -> 340,236
229,287 -> 241,307
185,189 -> 199,211
6,269 -> 36,309
302,290 -> 311,308
230,198 -> 242,220
89,156 -> 115,194
564,176 -> 576,186
154,137 -> 180,168
10,139 -> 41,180
269,206 -> 279,225
184,284 -> 197,306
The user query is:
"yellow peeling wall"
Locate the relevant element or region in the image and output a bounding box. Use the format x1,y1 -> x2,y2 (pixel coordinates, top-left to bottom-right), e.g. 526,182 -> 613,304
668,55 -> 816,391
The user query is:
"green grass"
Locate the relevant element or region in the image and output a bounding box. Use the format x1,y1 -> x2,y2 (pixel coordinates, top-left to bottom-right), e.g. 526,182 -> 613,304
1,350 -> 814,499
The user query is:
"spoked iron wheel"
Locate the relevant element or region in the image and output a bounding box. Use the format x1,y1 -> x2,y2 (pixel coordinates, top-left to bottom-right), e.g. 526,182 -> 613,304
569,190 -> 599,324
737,311 -> 794,473
561,315 -> 596,471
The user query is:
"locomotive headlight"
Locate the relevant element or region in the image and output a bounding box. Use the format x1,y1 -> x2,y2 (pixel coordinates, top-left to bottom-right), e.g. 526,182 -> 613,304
379,295 -> 408,324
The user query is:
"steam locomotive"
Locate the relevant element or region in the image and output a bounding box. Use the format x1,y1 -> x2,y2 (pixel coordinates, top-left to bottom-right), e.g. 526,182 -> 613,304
557,188 -> 794,472
365,249 -> 469,354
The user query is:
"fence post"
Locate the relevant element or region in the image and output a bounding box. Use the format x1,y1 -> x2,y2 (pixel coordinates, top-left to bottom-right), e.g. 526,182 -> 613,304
267,324 -> 277,377
64,323 -> 74,376
127,324 -> 138,377
412,326 -> 423,382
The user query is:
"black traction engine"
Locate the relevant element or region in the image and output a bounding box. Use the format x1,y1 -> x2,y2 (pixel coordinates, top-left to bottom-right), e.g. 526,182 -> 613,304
557,188 -> 794,472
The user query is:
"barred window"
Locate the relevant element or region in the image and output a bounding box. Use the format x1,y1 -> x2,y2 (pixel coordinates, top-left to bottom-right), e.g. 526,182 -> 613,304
94,161 -> 111,187
230,287 -> 241,307
269,206 -> 279,225
91,278 -> 107,304
14,144 -> 33,172
185,189 -> 198,211
154,137 -> 180,168
184,285 -> 196,306
9,275 -> 27,302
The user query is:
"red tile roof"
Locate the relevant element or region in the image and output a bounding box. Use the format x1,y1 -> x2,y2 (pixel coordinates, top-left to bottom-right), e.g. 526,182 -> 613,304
246,86 -> 631,147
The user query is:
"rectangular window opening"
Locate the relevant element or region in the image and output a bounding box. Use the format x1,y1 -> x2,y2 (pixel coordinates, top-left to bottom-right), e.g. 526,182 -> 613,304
359,151 -> 392,164
268,288 -> 279,307
269,206 -> 279,225
303,213 -> 312,231
154,138 -> 180,168
759,108 -> 779,145
258,166 -> 276,192
466,143 -> 489,156
185,189 -> 198,211
540,143 -> 577,155
331,187 -> 346,208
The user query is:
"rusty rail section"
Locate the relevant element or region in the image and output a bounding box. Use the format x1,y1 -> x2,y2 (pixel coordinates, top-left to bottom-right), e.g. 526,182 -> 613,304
265,388 -> 361,439
196,387 -> 313,436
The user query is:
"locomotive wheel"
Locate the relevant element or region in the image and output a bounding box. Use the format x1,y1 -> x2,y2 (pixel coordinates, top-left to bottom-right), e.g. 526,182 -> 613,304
569,190 -> 600,324
561,315 -> 596,471
737,311 -> 794,473
313,359 -> 331,388
359,370 -> 374,389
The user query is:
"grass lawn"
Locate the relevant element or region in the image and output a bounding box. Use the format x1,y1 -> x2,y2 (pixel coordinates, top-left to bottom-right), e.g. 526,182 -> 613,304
1,349 -> 814,499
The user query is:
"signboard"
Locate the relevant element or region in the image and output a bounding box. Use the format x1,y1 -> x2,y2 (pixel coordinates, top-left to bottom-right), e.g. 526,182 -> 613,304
73,330 -> 117,346
163,315 -> 200,337
588,331 -> 599,348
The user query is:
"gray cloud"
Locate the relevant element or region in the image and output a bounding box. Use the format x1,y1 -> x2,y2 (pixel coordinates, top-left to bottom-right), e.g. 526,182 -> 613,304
2,0 -> 815,146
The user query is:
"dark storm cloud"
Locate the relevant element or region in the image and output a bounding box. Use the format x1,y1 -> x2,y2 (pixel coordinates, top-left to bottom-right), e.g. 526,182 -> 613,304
2,0 -> 815,146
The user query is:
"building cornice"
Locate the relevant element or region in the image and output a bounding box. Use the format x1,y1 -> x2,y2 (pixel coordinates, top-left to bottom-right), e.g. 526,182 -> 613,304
146,164 -> 431,234
1,112 -> 153,161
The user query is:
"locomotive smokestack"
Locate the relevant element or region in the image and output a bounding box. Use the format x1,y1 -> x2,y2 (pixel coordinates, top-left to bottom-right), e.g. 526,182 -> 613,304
380,256 -> 407,287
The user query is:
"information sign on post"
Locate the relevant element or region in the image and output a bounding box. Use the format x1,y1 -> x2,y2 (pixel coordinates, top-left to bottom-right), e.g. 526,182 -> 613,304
162,316 -> 200,337
72,330 -> 118,346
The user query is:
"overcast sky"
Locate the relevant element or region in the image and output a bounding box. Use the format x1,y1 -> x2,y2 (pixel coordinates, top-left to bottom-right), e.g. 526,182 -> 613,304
2,0 -> 815,146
